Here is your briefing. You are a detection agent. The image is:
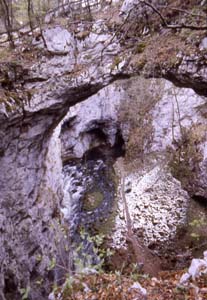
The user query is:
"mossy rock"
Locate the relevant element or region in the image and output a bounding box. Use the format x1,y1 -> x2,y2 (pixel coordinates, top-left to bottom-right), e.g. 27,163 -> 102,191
83,191 -> 104,211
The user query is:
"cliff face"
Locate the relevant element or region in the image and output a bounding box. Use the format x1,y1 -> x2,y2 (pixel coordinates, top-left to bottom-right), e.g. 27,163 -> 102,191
0,20 -> 129,299
0,0 -> 206,298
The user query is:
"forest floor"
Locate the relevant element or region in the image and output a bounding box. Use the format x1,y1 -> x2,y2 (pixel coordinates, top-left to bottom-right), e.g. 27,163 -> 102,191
53,269 -> 207,300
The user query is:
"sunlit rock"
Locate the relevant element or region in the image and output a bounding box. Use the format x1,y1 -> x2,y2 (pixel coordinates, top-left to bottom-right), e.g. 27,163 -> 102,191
43,27 -> 75,54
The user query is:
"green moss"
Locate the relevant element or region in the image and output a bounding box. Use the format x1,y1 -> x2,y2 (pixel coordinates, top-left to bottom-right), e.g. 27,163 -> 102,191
93,170 -> 119,236
83,191 -> 104,211
97,201 -> 118,236
134,42 -> 146,54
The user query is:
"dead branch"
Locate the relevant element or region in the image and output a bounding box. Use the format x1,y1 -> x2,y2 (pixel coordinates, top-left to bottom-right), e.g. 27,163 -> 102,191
159,6 -> 207,20
172,87 -> 184,139
139,0 -> 207,30
100,7 -> 133,61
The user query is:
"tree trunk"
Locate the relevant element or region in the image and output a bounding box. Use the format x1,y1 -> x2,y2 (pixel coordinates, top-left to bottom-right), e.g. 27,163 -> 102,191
27,0 -> 34,33
0,0 -> 14,47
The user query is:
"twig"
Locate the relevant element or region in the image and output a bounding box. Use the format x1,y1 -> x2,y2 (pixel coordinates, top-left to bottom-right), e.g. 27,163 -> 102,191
171,98 -> 175,143
173,87 -> 183,139
159,5 -> 207,19
100,7 -> 133,61
139,0 -> 207,30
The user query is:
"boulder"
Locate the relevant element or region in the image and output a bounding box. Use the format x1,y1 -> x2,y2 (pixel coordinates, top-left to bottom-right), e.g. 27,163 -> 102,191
43,26 -> 75,55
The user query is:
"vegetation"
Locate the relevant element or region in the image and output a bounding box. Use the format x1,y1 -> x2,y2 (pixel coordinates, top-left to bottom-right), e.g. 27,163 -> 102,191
117,77 -> 164,169
73,229 -> 113,273
169,123 -> 206,194
51,265 -> 207,299
83,191 -> 104,211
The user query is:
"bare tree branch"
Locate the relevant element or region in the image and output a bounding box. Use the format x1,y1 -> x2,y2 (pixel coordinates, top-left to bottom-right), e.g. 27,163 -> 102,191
139,0 -> 207,30
160,6 -> 207,19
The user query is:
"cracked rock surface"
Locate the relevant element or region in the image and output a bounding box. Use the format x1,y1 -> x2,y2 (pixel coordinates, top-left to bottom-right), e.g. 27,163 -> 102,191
0,21 -> 128,299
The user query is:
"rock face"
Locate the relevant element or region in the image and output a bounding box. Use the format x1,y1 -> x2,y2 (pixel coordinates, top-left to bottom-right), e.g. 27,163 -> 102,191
61,83 -> 123,161
0,21 -> 128,299
167,53 -> 207,97
152,80 -> 207,199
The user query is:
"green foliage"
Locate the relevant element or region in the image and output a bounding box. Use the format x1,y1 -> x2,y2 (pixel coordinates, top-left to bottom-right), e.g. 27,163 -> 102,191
189,217 -> 206,228
190,232 -> 200,240
123,262 -> 150,281
74,229 -> 113,273
135,42 -> 146,54
189,217 -> 207,241
48,257 -> 56,271
62,276 -> 74,296
19,286 -> 30,300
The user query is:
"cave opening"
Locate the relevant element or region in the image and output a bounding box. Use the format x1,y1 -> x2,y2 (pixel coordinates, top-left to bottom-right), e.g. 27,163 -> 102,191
83,127 -> 125,162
